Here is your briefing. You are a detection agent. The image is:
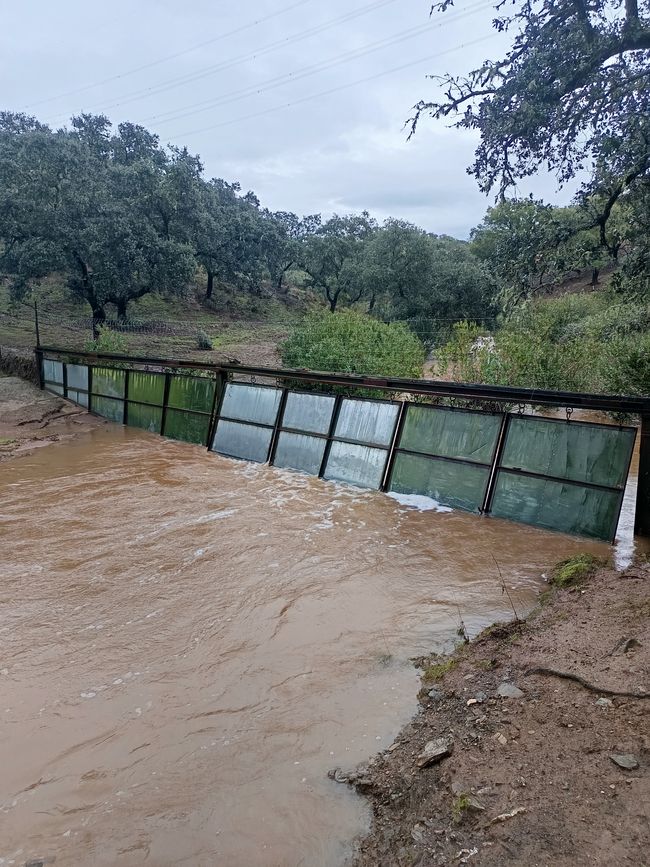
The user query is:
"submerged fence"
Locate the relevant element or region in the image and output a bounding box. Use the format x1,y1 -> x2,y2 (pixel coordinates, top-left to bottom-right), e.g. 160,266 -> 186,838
37,346 -> 650,544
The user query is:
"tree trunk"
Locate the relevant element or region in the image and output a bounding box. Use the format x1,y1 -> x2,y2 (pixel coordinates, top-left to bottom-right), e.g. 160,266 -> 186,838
367,290 -> 376,313
591,267 -> 600,286
328,293 -> 338,313
116,298 -> 128,320
206,270 -> 214,300
90,302 -> 106,339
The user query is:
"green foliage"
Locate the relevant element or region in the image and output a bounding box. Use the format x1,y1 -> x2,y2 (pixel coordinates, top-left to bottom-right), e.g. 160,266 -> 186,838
83,325 -> 128,353
551,554 -> 604,588
299,212 -> 377,312
422,657 -> 456,683
280,309 -> 425,377
196,329 -> 213,350
437,292 -> 650,395
451,794 -> 472,823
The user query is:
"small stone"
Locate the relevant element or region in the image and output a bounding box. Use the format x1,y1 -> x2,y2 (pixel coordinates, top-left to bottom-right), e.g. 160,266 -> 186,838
596,697 -> 613,707
497,682 -> 525,699
467,698 -> 479,706
609,754 -> 639,770
492,732 -> 508,746
475,691 -> 487,703
466,796 -> 486,811
388,742 -> 400,752
428,688 -> 443,701
416,736 -> 454,768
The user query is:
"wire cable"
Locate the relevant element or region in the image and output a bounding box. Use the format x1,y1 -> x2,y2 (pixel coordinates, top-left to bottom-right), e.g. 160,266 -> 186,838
22,0 -> 318,111
45,0 -> 401,124
142,0 -> 491,129
166,33 -> 496,140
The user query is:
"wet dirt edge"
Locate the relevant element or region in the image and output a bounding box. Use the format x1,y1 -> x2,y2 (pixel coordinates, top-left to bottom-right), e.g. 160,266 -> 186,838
342,558 -> 650,866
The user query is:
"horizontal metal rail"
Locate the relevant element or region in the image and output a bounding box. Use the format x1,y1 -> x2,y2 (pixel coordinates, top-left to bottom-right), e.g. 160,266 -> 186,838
36,346 -> 650,415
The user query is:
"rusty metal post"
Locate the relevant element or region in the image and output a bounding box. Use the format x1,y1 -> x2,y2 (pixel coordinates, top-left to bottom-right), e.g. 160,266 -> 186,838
634,414 -> 650,537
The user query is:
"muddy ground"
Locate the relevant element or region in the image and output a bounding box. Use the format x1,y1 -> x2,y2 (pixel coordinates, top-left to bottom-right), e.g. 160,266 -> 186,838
346,560 -> 650,866
0,374 -> 102,462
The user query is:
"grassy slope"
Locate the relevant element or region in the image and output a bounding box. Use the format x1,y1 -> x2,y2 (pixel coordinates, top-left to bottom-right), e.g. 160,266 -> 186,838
0,276 -> 312,363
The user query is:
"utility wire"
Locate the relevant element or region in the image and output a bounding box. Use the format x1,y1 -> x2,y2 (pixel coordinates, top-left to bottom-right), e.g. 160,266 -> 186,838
45,0 -> 400,123
22,0 -> 317,111
143,0 -> 491,128
167,33 -> 496,140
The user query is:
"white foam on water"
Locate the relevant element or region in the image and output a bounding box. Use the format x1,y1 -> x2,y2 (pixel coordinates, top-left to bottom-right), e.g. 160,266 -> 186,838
386,492 -> 453,513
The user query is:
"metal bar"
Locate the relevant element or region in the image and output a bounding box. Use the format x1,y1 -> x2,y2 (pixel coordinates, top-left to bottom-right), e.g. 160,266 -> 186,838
481,413 -> 510,514
381,401 -> 407,492
206,371 -> 228,452
268,388 -> 289,466
62,361 -> 68,398
394,447 -> 493,470
123,369 -> 130,426
496,465 -> 626,494
34,348 -> 44,390
36,346 -> 650,415
160,372 -> 171,438
318,394 -> 343,479
634,414 -> 650,537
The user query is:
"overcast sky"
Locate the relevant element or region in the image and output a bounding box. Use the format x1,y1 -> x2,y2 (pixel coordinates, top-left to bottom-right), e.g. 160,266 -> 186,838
3,0 -> 574,237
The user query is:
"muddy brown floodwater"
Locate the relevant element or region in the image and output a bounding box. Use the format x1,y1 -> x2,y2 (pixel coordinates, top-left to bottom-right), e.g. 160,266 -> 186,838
0,425 -> 638,866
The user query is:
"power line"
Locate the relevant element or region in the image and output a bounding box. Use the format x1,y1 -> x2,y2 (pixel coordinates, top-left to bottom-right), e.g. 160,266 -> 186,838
142,1 -> 491,129
22,0 -> 317,111
45,0 -> 401,124
167,33 -> 496,140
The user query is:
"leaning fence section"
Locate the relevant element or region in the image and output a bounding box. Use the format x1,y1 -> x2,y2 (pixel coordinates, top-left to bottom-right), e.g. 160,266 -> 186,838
41,356 -> 217,446
38,348 -> 644,544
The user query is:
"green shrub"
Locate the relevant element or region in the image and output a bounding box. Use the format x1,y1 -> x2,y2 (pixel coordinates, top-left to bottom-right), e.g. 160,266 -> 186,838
550,554 -> 604,588
83,326 -> 128,353
196,329 -> 213,350
280,310 -> 425,378
436,292 -> 650,395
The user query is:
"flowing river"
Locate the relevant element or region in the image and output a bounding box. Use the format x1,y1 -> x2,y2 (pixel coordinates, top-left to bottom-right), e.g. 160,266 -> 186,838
1,425 -> 641,866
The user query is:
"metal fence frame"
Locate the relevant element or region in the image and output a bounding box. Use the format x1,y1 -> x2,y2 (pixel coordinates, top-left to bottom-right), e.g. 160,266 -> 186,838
36,345 -> 650,539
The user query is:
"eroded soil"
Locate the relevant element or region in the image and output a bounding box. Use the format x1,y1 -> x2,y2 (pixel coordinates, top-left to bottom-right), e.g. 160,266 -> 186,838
351,562 -> 650,866
0,375 -> 102,462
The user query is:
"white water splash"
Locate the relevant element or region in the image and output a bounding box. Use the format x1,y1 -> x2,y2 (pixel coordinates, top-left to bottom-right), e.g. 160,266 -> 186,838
386,492 -> 453,513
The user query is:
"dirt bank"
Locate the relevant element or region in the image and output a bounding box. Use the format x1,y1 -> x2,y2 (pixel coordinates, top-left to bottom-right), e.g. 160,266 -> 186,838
347,558 -> 650,866
0,374 -> 102,462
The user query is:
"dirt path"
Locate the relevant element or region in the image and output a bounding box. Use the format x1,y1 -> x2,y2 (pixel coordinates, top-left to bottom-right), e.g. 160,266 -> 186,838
347,560 -> 650,866
0,375 -> 102,462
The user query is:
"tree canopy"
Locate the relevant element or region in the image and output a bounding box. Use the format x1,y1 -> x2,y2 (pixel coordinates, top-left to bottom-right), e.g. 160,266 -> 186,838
411,0 -> 649,289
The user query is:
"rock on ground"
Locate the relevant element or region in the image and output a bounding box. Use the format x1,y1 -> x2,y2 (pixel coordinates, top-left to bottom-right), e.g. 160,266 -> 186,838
353,560 -> 650,866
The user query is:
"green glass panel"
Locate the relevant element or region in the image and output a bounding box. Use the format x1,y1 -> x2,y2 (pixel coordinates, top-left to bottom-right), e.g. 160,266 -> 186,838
490,471 -> 621,541
389,452 -> 490,512
67,389 -> 89,408
211,420 -> 273,462
501,417 -> 635,488
92,367 -> 125,398
273,431 -> 327,476
127,402 -> 163,434
66,363 -> 88,390
129,371 -> 165,405
335,399 -> 398,446
92,395 -> 124,423
164,409 -> 210,445
220,383 -> 282,424
281,392 -> 335,434
43,359 -> 63,383
400,405 -> 501,464
168,376 -> 215,412
323,441 -> 388,490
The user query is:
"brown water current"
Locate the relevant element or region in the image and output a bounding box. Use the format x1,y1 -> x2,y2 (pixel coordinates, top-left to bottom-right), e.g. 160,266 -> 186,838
0,425 -> 641,866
